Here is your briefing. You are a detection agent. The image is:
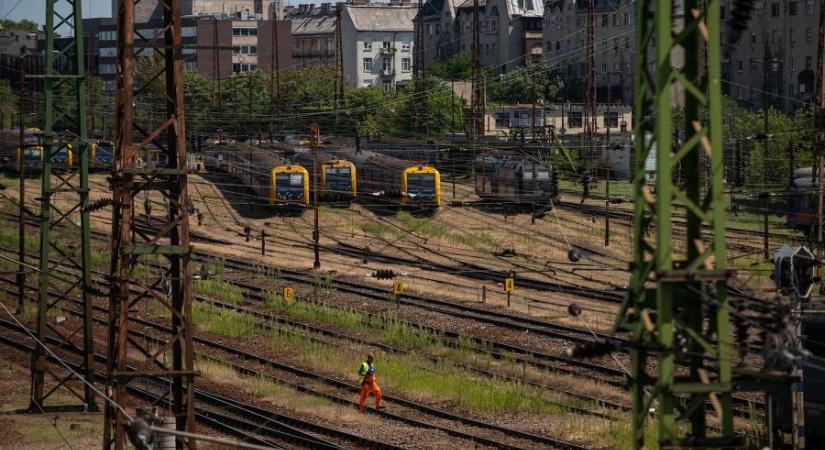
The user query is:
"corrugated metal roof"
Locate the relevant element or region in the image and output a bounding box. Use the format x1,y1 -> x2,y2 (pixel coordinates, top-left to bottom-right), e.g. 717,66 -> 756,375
346,5 -> 418,31
291,14 -> 337,35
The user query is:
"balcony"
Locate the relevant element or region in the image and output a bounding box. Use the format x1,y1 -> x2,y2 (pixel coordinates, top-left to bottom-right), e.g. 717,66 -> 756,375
379,46 -> 396,55
380,68 -> 395,78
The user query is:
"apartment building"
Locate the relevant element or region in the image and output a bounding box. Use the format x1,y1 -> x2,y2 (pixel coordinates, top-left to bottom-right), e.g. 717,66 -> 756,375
722,0 -> 820,112
341,3 -> 417,91
110,0 -> 269,22
287,3 -> 340,70
543,0 -> 634,103
418,0 -> 544,75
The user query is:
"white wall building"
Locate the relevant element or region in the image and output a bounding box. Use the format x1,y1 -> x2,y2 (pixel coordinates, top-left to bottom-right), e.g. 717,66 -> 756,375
341,4 -> 417,91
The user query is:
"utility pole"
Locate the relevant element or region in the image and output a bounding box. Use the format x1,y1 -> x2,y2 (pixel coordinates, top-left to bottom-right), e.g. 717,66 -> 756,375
816,0 -> 825,247
311,123 -> 321,269
16,49 -> 25,315
762,39 -> 770,193
212,18 -> 221,111
334,6 -> 344,111
31,0 -> 96,414
269,13 -> 280,135
470,0 -> 483,140
583,0 -> 596,171
613,0 -> 783,446
413,0 -> 426,135
105,0 -> 196,448
604,71 -> 611,247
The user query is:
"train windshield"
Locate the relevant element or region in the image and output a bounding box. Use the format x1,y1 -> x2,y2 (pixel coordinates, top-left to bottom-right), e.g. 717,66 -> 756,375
52,147 -> 70,163
275,172 -> 305,200
406,173 -> 436,199
22,148 -> 41,161
325,166 -> 352,192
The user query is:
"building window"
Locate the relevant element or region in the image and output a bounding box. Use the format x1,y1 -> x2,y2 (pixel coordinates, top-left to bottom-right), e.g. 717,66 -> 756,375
737,60 -> 743,72
806,27 -> 814,43
383,40 -> 392,49
612,14 -> 618,26
624,36 -> 629,48
401,40 -> 411,51
363,57 -> 372,71
770,2 -> 779,16
382,58 -> 391,72
99,64 -> 116,74
789,1 -> 798,15
233,63 -> 241,72
601,14 -> 608,26
383,81 -> 391,91
427,24 -> 434,35
623,13 -> 629,25
806,56 -> 813,69
182,26 -> 196,37
184,61 -> 197,71
99,47 -> 116,57
98,30 -> 116,41
790,29 -> 796,44
489,19 -> 497,32
250,45 -> 257,55
233,45 -> 240,54
402,57 -> 411,71
363,40 -> 372,51
362,79 -> 373,87
750,32 -> 757,44
613,38 -> 619,50
790,56 -> 795,72
603,112 -> 619,127
232,27 -> 257,36
568,111 -> 583,127
805,0 -> 815,14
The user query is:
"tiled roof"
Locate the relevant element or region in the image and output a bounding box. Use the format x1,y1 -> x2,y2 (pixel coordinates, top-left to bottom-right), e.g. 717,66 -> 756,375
346,5 -> 418,31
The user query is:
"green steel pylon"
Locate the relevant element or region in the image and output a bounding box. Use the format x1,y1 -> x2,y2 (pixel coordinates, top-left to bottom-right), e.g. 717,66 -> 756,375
30,0 -> 96,413
615,0 -> 734,446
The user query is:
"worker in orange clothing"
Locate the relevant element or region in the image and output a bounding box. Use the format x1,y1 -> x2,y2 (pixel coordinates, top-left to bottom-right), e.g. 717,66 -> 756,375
357,353 -> 385,412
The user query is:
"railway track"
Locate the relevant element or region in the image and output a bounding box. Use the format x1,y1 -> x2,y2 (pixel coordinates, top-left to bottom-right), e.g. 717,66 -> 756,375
0,284 -> 594,450
0,319 -> 395,450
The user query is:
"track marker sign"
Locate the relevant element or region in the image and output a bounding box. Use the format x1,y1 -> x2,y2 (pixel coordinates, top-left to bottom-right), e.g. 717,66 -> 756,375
504,278 -> 514,292
392,280 -> 404,295
283,287 -> 295,303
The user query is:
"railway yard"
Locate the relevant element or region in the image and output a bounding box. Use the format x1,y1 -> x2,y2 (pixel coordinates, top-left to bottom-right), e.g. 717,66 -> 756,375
0,163 -> 799,449
5,0 -> 825,448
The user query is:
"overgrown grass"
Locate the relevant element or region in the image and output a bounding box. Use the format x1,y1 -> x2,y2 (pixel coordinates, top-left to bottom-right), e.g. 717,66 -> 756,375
397,211 -> 447,238
192,303 -> 258,337
264,325 -> 567,414
253,264 -> 281,283
208,257 -> 225,275
194,279 -> 243,303
360,222 -> 393,238
263,295 -> 443,349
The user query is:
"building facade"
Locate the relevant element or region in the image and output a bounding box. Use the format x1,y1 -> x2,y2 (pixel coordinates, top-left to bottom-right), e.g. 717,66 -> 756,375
287,3 -> 339,70
341,3 -> 417,90
542,0 -> 634,103
721,0 -> 820,112
418,0 -> 544,75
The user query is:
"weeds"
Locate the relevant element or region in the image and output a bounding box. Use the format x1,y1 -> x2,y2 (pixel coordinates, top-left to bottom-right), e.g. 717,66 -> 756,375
193,279 -> 244,303
192,303 -> 258,337
208,257 -> 225,275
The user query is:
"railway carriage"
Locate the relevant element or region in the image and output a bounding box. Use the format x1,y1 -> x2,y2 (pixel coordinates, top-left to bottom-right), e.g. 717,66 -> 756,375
474,155 -> 558,208
324,145 -> 441,213
291,148 -> 357,203
90,140 -> 114,172
203,146 -> 310,211
787,167 -> 816,235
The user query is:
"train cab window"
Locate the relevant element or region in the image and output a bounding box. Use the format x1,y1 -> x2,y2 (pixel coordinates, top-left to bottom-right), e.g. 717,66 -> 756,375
325,166 -> 352,191
275,172 -> 306,199
406,173 -> 436,198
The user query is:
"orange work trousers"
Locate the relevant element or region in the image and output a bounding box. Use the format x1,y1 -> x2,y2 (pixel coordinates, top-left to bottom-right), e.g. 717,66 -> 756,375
359,379 -> 382,410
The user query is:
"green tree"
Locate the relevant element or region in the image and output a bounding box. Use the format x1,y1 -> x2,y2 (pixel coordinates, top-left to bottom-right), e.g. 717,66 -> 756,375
344,87 -> 396,137
428,52 -> 473,80
0,19 -> 39,33
487,61 -> 564,104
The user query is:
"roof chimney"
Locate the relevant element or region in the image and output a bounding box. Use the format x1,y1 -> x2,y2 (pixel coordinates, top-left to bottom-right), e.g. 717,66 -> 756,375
320,2 -> 331,14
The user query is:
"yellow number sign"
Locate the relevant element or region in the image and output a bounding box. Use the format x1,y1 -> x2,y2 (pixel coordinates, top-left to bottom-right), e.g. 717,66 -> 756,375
504,278 -> 514,292
392,280 -> 404,295
283,287 -> 295,303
